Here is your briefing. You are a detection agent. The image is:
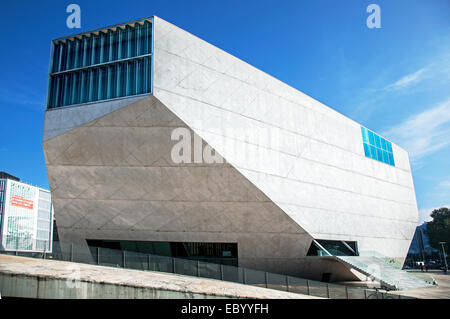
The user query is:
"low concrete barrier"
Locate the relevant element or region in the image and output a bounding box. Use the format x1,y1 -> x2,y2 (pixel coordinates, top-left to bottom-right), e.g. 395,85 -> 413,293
0,255 -> 318,299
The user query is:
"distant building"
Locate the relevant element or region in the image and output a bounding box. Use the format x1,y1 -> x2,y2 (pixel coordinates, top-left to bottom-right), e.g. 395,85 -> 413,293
414,224 -> 437,254
0,175 -> 54,253
0,171 -> 20,182
405,223 -> 439,265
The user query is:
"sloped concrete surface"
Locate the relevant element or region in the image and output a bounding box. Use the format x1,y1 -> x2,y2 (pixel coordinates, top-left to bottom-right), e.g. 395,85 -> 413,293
43,95 -> 314,277
0,255 -> 319,299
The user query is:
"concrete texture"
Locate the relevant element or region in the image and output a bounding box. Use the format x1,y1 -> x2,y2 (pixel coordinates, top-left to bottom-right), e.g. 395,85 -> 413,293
43,95 -> 329,279
43,95 -> 149,141
0,254 -> 319,299
152,16 -> 418,261
42,16 -> 419,282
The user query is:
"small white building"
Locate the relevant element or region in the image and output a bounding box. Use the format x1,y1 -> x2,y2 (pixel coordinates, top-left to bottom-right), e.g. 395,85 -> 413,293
0,174 -> 54,253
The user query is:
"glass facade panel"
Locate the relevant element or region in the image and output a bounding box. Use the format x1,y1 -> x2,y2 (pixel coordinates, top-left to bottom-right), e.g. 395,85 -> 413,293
360,126 -> 395,166
48,19 -> 152,108
363,143 -> 371,157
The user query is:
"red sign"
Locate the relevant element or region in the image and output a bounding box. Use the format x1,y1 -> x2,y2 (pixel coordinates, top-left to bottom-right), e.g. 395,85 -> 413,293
10,195 -> 34,210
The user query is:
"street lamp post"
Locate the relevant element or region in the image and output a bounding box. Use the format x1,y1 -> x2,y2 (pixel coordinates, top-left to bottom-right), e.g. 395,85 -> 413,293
439,242 -> 448,274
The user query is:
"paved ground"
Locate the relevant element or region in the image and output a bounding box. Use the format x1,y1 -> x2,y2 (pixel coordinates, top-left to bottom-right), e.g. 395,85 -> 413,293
0,254 -> 319,299
388,271 -> 450,299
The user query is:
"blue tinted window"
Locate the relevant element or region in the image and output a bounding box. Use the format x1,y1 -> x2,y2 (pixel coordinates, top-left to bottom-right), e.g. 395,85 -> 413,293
370,145 -> 377,160
368,131 -> 375,145
388,152 -> 395,166
47,19 -> 153,108
361,126 -> 395,166
374,135 -> 381,148
382,150 -> 389,164
381,138 -> 387,150
376,148 -> 383,161
361,127 -> 369,143
363,143 -> 371,157
386,141 -> 393,153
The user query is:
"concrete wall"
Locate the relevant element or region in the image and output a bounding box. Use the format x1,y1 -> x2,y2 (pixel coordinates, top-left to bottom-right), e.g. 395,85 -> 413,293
0,273 -> 232,299
152,16 -> 418,261
43,96 -> 315,277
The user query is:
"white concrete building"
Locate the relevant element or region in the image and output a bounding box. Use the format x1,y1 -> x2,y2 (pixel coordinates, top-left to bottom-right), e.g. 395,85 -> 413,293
43,17 -> 420,285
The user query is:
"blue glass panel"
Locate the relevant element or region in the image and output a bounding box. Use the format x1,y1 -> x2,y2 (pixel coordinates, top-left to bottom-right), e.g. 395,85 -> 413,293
98,67 -> 106,100
387,141 -> 393,153
81,36 -> 88,67
382,150 -> 389,164
66,40 -> 73,70
99,32 -> 107,63
88,68 -> 97,102
381,138 -> 387,150
361,127 -> 368,143
374,134 -> 381,148
107,64 -> 113,98
376,148 -> 383,161
87,36 -> 93,67
144,56 -> 150,93
388,152 -> 395,166
136,23 -> 142,56
70,72 -> 80,105
59,42 -> 67,72
368,131 -> 375,145
143,21 -> 151,55
51,43 -> 59,73
112,29 -> 119,60
363,143 -> 371,157
73,39 -> 81,68
117,28 -> 124,60
137,58 -> 144,94
63,73 -> 72,106
92,35 -> 100,65
48,20 -> 152,108
130,25 -> 137,57
79,70 -> 88,103
370,145 -> 377,159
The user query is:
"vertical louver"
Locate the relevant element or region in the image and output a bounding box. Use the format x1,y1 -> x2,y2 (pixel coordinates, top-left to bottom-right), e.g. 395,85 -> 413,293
47,19 -> 152,108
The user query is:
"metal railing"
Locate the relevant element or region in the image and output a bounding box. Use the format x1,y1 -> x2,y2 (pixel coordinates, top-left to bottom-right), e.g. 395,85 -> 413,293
0,236 -> 414,299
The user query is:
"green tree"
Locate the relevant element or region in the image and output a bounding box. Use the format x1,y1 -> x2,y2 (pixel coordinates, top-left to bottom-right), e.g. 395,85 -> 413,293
426,207 -> 450,252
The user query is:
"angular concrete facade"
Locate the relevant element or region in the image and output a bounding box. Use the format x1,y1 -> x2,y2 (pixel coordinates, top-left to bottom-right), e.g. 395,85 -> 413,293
43,17 -> 419,281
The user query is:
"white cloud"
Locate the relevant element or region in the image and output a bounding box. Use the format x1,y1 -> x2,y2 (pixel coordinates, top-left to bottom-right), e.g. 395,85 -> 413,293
382,98 -> 450,161
384,68 -> 428,91
439,180 -> 450,188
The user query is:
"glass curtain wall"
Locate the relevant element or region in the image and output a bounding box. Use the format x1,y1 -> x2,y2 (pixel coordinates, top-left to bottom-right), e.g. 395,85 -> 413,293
47,19 -> 152,108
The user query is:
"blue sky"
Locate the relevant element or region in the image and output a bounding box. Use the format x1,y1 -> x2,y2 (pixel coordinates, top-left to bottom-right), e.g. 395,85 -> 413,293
0,0 -> 449,224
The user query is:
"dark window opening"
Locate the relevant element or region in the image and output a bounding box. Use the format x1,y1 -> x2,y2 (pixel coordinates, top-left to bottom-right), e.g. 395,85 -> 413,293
86,239 -> 238,266
321,272 -> 332,283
